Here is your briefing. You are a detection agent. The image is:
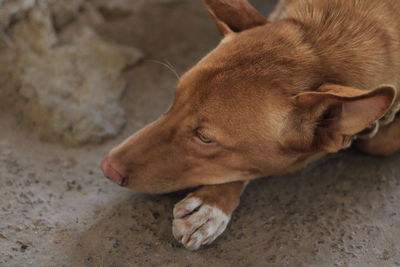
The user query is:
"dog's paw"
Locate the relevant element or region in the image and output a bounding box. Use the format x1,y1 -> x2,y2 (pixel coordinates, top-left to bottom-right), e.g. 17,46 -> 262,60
172,196 -> 230,250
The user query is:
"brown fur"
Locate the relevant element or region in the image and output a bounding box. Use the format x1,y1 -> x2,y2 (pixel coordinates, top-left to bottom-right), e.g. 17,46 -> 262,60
103,0 -> 400,232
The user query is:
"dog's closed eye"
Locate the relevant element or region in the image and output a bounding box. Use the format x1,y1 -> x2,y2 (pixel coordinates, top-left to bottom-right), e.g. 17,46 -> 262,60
194,129 -> 216,145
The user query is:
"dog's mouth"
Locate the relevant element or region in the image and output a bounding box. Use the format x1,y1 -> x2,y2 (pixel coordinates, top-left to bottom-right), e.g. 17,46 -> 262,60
119,176 -> 129,187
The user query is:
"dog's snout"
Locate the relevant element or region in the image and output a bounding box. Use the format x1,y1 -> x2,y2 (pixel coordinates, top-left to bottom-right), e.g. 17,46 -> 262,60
101,156 -> 127,186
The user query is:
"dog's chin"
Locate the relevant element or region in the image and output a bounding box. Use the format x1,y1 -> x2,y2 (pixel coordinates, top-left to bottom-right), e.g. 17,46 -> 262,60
122,178 -> 174,194
126,178 -> 198,195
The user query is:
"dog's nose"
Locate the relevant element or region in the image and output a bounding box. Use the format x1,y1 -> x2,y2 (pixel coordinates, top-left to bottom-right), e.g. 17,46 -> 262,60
101,156 -> 127,186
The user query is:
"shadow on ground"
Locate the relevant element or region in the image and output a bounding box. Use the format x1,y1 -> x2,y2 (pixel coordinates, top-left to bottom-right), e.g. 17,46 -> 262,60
73,151 -> 400,266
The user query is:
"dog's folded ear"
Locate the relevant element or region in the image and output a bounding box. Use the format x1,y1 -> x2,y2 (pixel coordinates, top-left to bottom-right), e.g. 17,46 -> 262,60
203,0 -> 268,36
293,84 -> 397,153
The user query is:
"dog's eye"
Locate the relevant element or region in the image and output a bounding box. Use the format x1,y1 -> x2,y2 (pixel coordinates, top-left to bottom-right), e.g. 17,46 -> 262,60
194,130 -> 215,145
198,134 -> 213,144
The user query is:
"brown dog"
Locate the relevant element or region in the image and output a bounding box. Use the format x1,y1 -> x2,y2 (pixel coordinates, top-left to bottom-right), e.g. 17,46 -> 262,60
101,0 -> 400,250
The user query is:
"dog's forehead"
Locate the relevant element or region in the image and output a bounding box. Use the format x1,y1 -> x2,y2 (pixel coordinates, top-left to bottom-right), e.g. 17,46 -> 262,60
177,46 -> 271,101
169,27 -> 306,132
176,65 -> 272,112
178,28 -> 312,98
172,65 -> 289,135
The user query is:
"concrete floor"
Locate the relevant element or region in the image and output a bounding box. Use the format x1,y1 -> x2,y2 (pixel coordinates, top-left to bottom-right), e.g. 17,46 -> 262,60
1,0 -> 400,266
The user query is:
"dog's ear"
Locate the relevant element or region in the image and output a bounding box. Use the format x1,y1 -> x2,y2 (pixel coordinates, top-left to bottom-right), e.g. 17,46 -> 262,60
293,84 -> 397,153
203,0 -> 268,36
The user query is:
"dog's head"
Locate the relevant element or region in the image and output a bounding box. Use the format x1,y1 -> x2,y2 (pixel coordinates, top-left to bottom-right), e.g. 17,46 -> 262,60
101,0 -> 396,193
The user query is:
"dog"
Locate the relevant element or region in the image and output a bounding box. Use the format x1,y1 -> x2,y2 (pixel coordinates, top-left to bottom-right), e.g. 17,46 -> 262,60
101,0 -> 400,250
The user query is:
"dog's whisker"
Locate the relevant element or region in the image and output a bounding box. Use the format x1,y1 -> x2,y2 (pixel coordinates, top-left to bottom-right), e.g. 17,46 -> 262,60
148,59 -> 181,80
165,59 -> 181,78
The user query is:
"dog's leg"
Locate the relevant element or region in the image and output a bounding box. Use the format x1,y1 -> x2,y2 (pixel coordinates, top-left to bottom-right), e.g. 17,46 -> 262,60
355,116 -> 400,156
172,180 -> 248,250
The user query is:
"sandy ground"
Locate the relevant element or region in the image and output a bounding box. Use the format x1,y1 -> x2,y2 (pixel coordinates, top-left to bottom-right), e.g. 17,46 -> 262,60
1,1 -> 400,266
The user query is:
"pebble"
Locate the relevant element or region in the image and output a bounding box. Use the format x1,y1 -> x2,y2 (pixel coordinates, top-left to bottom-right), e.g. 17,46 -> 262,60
20,244 -> 28,252
113,240 -> 121,248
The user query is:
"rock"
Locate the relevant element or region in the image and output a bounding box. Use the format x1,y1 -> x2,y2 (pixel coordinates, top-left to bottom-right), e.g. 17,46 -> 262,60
0,0 -> 35,29
0,1 -> 143,145
48,0 -> 85,30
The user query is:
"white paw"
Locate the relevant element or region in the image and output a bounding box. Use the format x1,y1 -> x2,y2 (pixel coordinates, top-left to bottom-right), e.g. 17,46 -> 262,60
172,196 -> 230,251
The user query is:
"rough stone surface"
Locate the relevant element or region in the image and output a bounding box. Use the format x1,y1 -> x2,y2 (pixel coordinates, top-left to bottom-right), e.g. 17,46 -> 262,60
0,0 -> 143,145
0,0 -> 399,266
0,0 -> 35,28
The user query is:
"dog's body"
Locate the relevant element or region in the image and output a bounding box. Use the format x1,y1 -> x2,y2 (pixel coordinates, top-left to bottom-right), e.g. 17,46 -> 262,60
101,0 -> 400,250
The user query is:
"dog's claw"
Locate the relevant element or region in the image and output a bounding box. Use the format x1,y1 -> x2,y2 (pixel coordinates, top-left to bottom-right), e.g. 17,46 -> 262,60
173,196 -> 230,250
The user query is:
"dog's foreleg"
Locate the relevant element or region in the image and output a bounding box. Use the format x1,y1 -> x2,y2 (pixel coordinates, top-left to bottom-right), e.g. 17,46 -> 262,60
172,180 -> 248,250
355,116 -> 400,156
